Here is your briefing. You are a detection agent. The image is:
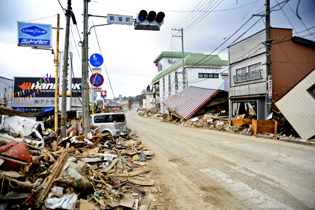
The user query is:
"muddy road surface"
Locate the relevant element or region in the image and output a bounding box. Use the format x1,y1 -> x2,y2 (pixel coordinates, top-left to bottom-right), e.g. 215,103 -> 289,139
125,110 -> 315,210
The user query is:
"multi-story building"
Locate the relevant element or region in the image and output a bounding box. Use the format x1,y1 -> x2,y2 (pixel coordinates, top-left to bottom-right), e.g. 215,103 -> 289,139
228,27 -> 315,120
151,51 -> 228,113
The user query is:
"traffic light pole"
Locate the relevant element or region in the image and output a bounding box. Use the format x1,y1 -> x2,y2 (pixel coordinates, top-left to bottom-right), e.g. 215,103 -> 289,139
82,0 -> 90,136
60,0 -> 72,137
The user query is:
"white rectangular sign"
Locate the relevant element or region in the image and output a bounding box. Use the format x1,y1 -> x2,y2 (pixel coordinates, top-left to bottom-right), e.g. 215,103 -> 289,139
107,14 -> 133,25
268,75 -> 272,98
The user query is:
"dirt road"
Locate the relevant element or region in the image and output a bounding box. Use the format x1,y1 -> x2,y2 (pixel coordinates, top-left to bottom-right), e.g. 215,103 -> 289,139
125,111 -> 315,210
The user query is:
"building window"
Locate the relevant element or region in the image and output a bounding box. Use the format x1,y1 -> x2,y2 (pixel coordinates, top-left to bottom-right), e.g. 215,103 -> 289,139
168,75 -> 171,94
234,63 -> 262,83
198,73 -> 219,78
163,78 -> 165,97
175,72 -> 178,91
307,84 -> 315,99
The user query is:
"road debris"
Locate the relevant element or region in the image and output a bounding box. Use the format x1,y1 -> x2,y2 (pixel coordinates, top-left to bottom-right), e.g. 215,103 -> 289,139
0,116 -> 161,209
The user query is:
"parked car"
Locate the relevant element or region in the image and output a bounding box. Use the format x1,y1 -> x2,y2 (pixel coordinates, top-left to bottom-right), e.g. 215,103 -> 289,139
90,113 -> 129,137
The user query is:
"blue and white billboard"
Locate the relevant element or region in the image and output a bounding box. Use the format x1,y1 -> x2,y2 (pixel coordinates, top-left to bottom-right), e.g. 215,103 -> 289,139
17,22 -> 52,48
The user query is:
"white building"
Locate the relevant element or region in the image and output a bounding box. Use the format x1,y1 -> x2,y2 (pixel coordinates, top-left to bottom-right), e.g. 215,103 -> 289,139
0,76 -> 13,109
151,51 -> 228,113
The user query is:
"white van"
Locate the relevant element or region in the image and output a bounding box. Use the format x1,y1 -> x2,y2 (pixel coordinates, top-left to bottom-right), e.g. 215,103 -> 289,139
90,113 -> 128,137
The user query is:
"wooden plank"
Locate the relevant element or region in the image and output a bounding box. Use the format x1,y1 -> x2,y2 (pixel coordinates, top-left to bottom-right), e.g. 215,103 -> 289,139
252,120 -> 276,136
252,119 -> 258,135
38,151 -> 68,202
102,158 -> 119,173
104,169 -> 150,178
231,119 -> 252,127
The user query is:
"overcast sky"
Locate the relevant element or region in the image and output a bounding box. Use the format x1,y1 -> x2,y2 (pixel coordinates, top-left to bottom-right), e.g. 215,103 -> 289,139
0,0 -> 314,99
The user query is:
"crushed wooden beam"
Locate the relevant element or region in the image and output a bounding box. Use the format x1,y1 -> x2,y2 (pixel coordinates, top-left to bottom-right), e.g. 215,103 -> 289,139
38,151 -> 68,202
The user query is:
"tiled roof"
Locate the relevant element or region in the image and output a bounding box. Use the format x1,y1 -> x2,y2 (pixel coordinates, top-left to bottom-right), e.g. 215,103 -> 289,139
162,86 -> 220,119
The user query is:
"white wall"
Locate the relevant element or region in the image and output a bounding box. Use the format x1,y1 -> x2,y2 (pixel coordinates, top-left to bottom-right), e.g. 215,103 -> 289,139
187,67 -> 223,89
229,53 -> 267,97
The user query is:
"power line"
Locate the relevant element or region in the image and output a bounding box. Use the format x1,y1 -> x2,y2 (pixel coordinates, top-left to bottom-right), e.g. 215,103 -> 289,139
91,18 -> 116,99
185,0 -> 224,33
22,14 -> 57,22
174,0 -> 211,28
275,0 -> 300,36
287,0 -> 315,39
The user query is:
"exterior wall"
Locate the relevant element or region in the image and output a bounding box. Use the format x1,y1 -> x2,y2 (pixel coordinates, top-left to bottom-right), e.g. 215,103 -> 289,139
155,57 -> 181,73
275,69 -> 315,139
228,30 -> 268,120
0,77 -> 13,109
230,30 -> 266,63
187,67 -> 223,89
145,93 -> 155,109
270,28 -> 315,102
229,53 -> 267,96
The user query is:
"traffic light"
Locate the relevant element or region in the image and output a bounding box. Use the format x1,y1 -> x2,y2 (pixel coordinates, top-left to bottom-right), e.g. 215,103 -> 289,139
134,10 -> 165,31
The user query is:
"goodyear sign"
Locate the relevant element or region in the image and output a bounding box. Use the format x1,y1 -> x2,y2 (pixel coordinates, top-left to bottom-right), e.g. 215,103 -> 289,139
17,22 -> 52,48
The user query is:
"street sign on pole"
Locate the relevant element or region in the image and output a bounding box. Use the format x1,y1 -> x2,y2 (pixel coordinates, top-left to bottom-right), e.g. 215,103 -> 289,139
101,90 -> 107,98
94,92 -> 97,99
90,53 -> 103,67
268,75 -> 272,98
90,73 -> 104,87
107,14 -> 133,25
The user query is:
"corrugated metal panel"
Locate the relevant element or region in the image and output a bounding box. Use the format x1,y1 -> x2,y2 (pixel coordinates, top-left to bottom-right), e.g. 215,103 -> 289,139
276,69 -> 315,139
230,30 -> 266,64
163,86 -> 219,119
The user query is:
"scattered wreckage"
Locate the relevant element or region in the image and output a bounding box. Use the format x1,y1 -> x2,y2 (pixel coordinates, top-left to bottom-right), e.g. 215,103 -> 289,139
0,114 -> 159,210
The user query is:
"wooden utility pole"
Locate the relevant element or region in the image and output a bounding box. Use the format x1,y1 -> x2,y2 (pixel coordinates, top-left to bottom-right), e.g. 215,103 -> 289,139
266,0 -> 272,117
60,0 -> 72,137
82,0 -> 90,136
53,14 -> 61,134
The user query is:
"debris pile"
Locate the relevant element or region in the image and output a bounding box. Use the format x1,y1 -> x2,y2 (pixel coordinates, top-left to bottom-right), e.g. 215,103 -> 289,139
137,109 -> 163,119
0,119 -> 158,209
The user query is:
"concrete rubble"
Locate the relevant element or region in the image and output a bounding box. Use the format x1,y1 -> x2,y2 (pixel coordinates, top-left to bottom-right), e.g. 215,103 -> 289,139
0,114 -> 162,210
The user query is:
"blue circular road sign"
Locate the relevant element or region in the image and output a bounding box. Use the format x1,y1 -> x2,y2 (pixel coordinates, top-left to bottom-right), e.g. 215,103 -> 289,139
90,53 -> 103,67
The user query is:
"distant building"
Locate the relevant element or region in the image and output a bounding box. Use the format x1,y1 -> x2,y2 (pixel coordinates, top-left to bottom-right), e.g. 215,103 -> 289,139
151,51 -> 228,113
0,76 -> 13,109
145,84 -> 160,109
228,27 -> 315,120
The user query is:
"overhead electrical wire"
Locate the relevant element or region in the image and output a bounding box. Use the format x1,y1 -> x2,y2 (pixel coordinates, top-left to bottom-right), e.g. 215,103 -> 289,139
185,0 -> 224,33
91,18 -> 116,100
287,1 -> 315,39
275,0 -> 300,36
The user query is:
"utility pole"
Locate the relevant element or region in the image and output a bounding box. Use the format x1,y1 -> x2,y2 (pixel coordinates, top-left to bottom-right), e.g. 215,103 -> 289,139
53,14 -> 61,134
172,28 -> 185,89
266,0 -> 272,117
60,0 -> 72,137
82,0 -> 90,136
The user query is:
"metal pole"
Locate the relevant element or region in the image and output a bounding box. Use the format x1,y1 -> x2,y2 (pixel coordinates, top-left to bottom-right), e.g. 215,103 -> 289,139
181,28 -> 185,89
82,0 -> 90,136
266,0 -> 272,117
54,14 -> 60,134
60,0 -> 71,137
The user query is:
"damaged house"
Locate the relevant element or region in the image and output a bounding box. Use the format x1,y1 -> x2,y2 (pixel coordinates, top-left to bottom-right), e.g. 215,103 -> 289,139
228,27 -> 315,120
163,86 -> 228,120
276,68 -> 315,140
151,51 -> 228,114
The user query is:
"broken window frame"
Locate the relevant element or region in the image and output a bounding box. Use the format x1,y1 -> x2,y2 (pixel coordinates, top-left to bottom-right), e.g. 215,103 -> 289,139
307,83 -> 315,99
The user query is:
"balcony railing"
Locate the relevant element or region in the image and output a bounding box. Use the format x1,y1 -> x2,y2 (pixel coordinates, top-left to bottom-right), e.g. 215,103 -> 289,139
233,69 -> 263,84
